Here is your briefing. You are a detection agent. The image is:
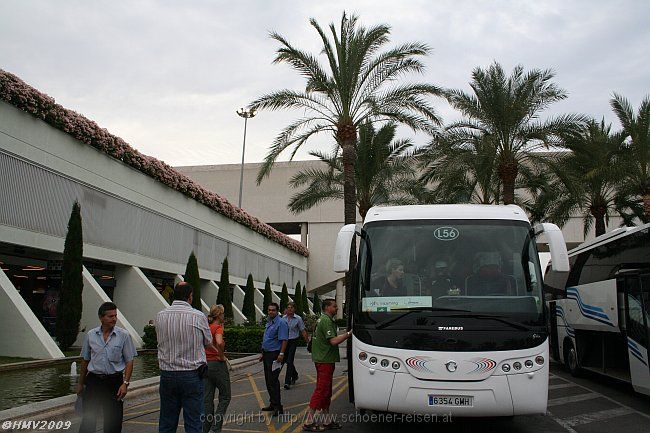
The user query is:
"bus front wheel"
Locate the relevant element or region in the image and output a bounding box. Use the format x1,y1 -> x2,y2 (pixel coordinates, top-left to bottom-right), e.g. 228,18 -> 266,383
564,340 -> 581,376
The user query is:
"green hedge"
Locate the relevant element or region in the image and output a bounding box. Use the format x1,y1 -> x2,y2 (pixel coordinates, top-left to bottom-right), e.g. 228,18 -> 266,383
224,326 -> 264,353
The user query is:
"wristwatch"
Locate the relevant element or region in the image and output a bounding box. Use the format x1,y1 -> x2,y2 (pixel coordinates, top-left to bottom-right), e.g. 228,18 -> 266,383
123,380 -> 130,386
279,352 -> 285,356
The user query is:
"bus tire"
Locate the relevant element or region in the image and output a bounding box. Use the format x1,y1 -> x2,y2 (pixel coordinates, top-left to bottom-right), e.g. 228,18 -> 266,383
564,339 -> 581,376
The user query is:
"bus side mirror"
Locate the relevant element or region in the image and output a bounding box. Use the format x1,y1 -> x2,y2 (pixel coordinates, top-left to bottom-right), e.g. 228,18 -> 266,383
534,223 -> 570,272
333,224 -> 358,273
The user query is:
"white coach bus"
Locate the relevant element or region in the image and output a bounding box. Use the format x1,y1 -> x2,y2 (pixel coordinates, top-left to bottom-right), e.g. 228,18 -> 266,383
333,205 -> 569,416
545,223 -> 650,395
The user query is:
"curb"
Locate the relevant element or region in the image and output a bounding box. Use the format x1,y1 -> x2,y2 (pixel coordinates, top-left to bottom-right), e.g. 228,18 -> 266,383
0,354 -> 260,424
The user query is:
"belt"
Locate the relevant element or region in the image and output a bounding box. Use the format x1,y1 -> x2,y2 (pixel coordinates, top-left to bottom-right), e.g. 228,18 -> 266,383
89,371 -> 123,379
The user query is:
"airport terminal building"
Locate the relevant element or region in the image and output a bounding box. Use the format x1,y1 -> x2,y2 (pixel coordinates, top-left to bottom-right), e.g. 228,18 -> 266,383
0,70 -> 309,359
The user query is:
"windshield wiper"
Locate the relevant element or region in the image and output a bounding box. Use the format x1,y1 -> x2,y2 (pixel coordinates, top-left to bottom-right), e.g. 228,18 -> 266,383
375,309 -> 534,331
375,307 -> 470,330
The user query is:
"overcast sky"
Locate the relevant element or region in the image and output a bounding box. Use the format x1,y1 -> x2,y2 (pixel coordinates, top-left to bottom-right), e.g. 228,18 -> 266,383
1,1 -> 648,167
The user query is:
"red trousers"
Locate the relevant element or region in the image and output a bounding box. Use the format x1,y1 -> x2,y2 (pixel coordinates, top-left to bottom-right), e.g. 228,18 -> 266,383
309,363 -> 335,410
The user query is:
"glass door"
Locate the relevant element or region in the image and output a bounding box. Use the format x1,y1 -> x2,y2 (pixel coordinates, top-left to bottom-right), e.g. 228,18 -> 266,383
625,274 -> 650,394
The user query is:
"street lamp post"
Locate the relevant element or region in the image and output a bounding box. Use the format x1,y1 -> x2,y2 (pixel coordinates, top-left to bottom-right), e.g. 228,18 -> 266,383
236,107 -> 256,209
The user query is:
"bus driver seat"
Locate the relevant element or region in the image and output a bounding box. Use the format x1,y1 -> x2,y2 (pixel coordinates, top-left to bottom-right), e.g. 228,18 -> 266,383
465,252 -> 515,296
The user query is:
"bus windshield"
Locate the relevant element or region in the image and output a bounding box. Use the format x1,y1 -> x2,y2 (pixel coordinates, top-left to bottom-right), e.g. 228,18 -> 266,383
357,220 -> 544,324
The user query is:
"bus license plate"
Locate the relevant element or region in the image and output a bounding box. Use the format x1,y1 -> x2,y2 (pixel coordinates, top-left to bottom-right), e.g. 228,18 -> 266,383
428,395 -> 473,407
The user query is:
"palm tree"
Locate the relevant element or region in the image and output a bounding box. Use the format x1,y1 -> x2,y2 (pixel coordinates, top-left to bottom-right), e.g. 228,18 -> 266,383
418,131 -> 552,215
418,132 -> 501,204
610,93 -> 650,221
288,122 -> 416,219
544,119 -> 637,236
445,62 -> 584,204
250,13 -> 440,310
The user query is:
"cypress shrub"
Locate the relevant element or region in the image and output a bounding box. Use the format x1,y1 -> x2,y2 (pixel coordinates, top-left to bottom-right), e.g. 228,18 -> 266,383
184,251 -> 201,310
302,283 -> 309,314
263,277 -> 272,313
56,201 -> 83,351
294,282 -> 303,315
312,292 -> 321,315
217,258 -> 233,319
242,274 -> 256,324
143,324 -> 157,349
280,283 -> 289,312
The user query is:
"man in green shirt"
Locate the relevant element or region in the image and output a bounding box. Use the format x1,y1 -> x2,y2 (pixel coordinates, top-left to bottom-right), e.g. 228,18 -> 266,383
303,299 -> 351,431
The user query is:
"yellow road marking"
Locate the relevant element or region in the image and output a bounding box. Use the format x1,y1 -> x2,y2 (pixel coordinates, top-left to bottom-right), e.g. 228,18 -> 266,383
124,406 -> 159,416
124,420 -> 164,426
285,379 -> 348,433
247,373 -> 278,433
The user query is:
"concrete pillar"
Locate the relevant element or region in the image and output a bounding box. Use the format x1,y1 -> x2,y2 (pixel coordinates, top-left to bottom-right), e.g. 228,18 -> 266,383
254,287 -> 264,309
336,279 -> 344,319
300,222 -> 308,247
235,284 -> 263,321
78,267 -> 143,348
201,280 -> 219,306
0,269 -> 64,359
113,266 -> 169,338
305,292 -> 314,315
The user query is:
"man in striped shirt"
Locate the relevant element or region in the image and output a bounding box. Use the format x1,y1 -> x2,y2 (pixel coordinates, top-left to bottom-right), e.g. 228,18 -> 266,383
156,282 -> 214,433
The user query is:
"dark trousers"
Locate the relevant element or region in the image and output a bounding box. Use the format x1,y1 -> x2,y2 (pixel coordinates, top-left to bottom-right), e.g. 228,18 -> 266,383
284,338 -> 299,385
78,372 -> 124,433
159,370 -> 204,433
203,361 -> 231,433
262,350 -> 282,408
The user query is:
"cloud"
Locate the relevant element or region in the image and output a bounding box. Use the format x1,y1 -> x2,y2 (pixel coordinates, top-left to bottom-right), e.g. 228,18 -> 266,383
1,0 -> 648,166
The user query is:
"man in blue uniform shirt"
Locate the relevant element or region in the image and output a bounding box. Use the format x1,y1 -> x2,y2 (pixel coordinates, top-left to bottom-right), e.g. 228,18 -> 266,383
259,302 -> 288,416
281,302 -> 310,389
77,302 -> 137,433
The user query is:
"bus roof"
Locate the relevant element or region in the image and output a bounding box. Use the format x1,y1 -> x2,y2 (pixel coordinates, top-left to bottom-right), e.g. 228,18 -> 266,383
567,223 -> 650,257
363,204 -> 531,224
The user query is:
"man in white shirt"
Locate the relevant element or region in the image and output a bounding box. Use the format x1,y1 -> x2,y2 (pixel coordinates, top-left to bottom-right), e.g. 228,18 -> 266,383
156,282 -> 213,433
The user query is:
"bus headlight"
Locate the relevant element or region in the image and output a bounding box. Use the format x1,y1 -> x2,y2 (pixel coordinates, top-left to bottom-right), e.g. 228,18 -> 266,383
501,364 -> 511,372
525,360 -> 533,368
513,362 -> 522,370
535,356 -> 544,365
392,361 -> 400,370
358,352 -> 367,361
369,357 -> 377,365
380,359 -> 389,368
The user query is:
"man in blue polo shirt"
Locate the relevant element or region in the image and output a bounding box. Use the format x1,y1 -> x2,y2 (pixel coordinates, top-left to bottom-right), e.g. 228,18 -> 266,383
259,302 -> 288,416
77,302 -> 137,433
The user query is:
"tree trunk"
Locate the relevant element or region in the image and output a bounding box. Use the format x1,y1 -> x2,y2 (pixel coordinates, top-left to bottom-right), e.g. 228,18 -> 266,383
497,158 -> 518,205
644,192 -> 650,223
359,203 -> 369,221
590,205 -> 607,237
338,123 -> 357,320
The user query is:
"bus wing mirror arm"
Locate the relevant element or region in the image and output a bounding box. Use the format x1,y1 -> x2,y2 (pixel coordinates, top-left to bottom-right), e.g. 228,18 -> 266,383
533,223 -> 570,272
333,224 -> 360,273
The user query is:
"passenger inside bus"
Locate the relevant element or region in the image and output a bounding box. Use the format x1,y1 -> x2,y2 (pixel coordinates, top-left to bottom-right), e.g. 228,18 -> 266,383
423,260 -> 459,298
465,252 -> 517,296
369,258 -> 404,297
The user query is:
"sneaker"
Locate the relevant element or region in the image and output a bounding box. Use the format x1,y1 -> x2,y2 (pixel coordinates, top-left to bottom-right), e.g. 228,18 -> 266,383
261,405 -> 275,411
284,384 -> 291,390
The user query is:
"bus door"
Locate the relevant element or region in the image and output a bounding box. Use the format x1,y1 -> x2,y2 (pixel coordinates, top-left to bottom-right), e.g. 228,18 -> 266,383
624,274 -> 650,394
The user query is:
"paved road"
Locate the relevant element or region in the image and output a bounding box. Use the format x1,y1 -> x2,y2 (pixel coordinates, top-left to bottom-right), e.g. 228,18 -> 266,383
27,348 -> 650,433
